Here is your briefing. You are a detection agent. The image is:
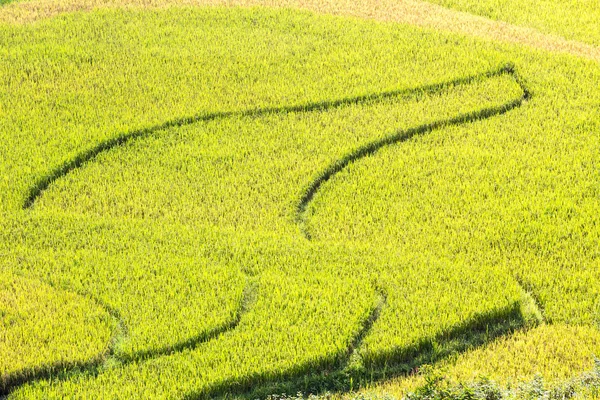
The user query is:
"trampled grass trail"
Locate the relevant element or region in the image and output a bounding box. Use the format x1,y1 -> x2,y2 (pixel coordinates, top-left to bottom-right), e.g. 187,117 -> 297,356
0,0 -> 599,63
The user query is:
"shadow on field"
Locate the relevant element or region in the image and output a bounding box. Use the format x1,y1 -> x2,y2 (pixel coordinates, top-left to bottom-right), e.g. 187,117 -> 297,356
0,281 -> 255,396
296,62 -> 529,239
185,302 -> 527,399
0,278 -> 127,396
23,64 -> 526,210
6,63 -> 532,398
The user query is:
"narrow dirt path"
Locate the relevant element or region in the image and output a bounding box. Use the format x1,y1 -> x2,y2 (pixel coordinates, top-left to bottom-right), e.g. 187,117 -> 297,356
1,0 -> 599,63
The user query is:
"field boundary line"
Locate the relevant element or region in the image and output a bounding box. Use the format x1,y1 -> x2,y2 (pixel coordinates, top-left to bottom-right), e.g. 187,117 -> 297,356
514,275 -> 547,324
0,270 -> 125,395
117,277 -> 256,363
1,273 -> 256,394
296,63 -> 530,239
184,300 -> 527,399
23,66 -> 516,210
346,288 -> 387,363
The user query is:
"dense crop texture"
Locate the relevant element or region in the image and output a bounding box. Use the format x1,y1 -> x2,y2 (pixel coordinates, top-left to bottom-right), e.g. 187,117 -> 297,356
0,272 -> 114,390
0,5 -> 599,399
426,0 -> 600,46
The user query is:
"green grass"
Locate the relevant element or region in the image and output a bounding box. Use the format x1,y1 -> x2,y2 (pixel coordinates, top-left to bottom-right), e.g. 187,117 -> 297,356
0,272 -> 114,389
425,0 -> 600,46
0,4 -> 599,399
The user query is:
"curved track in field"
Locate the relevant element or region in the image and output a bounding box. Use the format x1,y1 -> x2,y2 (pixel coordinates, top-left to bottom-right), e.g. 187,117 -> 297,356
0,274 -> 121,395
0,0 -> 594,395
0,279 -> 254,395
118,278 -> 257,363
23,65 -> 521,210
296,64 -> 530,239
10,64 -> 535,398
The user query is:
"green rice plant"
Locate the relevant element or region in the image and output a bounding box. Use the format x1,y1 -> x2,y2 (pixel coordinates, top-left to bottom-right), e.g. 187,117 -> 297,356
358,253 -> 524,371
0,6 -> 502,213
302,42 -> 600,331
31,72 -> 523,236
401,357 -> 600,399
425,0 -> 600,46
7,235 -> 379,398
0,271 -> 114,392
0,215 -> 248,361
0,4 -> 599,400
442,324 -> 600,387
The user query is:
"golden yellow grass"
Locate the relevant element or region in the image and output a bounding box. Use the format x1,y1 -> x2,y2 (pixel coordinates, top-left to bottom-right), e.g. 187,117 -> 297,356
361,324 -> 600,399
1,0 -> 600,63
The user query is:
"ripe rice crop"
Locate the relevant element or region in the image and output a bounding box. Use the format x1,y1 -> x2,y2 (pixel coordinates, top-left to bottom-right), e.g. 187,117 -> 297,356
0,3 -> 599,399
425,0 -> 600,46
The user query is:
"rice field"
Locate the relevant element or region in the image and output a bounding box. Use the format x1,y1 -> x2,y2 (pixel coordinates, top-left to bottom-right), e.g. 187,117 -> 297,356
0,1 -> 599,399
425,0 -> 600,46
